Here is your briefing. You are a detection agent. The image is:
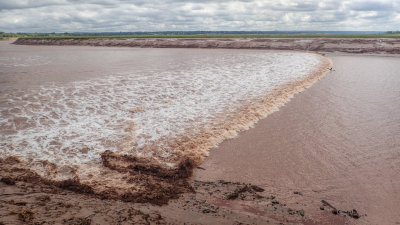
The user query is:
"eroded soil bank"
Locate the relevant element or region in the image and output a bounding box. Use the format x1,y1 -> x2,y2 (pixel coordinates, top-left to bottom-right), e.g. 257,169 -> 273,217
1,169 -> 346,225
13,37 -> 400,54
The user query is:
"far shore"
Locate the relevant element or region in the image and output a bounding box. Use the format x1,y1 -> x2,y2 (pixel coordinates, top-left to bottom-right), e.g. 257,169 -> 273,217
13,37 -> 400,54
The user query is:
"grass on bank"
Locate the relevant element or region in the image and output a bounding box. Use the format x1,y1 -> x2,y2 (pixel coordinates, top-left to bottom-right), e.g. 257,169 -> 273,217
1,32 -> 400,39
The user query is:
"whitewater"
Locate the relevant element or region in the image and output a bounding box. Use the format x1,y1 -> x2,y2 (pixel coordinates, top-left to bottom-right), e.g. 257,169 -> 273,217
0,44 -> 330,180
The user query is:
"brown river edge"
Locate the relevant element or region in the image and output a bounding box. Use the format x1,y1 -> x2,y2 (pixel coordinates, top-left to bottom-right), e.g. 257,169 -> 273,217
13,37 -> 400,54
1,39 -> 399,224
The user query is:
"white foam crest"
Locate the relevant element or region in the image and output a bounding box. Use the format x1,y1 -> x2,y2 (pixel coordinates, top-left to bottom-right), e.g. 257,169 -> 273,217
0,51 -> 322,168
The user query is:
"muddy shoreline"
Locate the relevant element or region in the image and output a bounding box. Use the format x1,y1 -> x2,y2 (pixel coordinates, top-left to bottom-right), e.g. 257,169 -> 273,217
1,159 -> 344,225
13,37 -> 400,54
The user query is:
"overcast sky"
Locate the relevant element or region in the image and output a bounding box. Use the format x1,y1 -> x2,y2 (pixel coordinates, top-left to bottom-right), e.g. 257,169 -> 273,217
0,0 -> 399,32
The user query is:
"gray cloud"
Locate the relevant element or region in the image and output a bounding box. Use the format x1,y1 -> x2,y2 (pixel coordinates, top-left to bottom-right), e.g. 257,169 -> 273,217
0,0 -> 66,10
270,1 -> 320,12
347,0 -> 394,11
0,0 -> 399,32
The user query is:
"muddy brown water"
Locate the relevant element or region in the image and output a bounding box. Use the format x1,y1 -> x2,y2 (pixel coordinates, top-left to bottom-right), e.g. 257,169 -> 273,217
0,40 -> 327,171
195,54 -> 400,225
1,40 -> 399,224
0,40 -> 331,207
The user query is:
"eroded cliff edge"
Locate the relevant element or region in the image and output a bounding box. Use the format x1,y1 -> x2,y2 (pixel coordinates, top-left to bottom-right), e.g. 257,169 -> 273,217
14,37 -> 400,54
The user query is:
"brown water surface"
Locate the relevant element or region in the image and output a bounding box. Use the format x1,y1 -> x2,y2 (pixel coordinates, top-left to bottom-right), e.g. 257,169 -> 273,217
2,40 -> 399,224
195,54 -> 400,225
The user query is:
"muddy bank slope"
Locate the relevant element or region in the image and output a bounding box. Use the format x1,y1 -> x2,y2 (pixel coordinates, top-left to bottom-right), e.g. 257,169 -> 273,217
1,169 -> 347,225
14,37 -> 400,54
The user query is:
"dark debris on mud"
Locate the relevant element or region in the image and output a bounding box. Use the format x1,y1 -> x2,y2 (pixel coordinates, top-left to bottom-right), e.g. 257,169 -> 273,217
321,200 -> 361,219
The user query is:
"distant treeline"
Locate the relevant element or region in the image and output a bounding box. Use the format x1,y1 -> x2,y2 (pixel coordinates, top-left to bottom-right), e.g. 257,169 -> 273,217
1,31 -> 399,39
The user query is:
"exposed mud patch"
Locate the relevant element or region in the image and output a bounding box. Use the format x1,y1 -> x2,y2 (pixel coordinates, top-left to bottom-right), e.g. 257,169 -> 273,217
98,150 -> 194,205
101,150 -> 194,180
54,179 -> 95,195
0,154 -> 351,224
0,176 -> 16,185
0,175 -> 348,224
0,153 -> 195,206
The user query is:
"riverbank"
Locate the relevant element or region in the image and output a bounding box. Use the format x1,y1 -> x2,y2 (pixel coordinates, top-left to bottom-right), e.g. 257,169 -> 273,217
2,173 -> 345,224
13,37 -> 400,54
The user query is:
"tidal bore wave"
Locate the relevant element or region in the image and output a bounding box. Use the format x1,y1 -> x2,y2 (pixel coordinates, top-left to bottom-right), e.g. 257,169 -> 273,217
0,47 -> 331,202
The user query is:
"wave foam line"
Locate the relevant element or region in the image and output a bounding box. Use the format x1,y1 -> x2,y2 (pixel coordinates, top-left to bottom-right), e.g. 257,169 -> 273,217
0,53 -> 332,204
170,54 -> 333,165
